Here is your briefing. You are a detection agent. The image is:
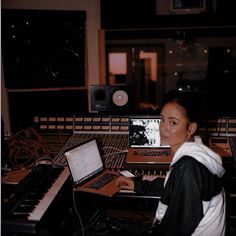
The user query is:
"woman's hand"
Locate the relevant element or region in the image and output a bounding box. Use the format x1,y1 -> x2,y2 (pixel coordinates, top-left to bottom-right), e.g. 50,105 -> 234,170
116,176 -> 134,190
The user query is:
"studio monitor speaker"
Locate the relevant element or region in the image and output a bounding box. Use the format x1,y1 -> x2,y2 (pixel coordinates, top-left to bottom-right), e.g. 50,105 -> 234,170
2,9 -> 86,89
89,85 -> 134,113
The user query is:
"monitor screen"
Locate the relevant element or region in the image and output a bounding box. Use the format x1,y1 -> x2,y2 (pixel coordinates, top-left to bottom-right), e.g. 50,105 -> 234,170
65,139 -> 103,185
129,118 -> 161,148
171,0 -> 206,14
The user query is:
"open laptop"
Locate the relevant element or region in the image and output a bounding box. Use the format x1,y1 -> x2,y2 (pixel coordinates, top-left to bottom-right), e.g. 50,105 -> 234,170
125,117 -> 172,164
64,139 -> 121,197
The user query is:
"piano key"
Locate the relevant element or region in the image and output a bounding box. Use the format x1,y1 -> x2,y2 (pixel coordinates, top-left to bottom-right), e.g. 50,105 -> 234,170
12,212 -> 30,218
15,205 -> 35,212
22,199 -> 39,205
28,167 -> 69,221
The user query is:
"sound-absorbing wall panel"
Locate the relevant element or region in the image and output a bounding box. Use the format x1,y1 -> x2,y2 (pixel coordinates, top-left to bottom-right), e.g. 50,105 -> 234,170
2,9 -> 86,89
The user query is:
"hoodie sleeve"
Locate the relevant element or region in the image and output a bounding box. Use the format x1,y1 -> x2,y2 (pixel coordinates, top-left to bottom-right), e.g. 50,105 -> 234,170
156,156 -> 205,236
134,177 -> 165,196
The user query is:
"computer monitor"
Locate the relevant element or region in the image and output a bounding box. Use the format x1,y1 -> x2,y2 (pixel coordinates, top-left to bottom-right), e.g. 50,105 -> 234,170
170,0 -> 206,14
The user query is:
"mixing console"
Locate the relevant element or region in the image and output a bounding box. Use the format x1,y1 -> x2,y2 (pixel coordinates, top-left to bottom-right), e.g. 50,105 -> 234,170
53,133 -> 128,168
51,115 -> 236,172
33,115 -> 236,137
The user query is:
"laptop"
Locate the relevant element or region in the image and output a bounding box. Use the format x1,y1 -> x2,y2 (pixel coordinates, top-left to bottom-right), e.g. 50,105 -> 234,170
64,139 -> 121,197
126,117 -> 172,164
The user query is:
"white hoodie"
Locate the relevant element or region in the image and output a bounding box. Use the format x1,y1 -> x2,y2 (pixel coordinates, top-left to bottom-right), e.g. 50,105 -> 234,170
155,141 -> 226,236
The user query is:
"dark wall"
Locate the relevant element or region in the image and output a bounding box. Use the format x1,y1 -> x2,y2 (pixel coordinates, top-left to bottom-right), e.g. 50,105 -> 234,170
100,0 -> 236,31
2,9 -> 86,89
207,47 -> 236,117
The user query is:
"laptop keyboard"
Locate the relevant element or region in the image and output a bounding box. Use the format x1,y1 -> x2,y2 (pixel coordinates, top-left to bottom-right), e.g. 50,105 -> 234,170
134,149 -> 170,157
88,173 -> 116,189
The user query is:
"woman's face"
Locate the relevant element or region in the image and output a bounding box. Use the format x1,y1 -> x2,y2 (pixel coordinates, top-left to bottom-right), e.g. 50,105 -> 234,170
160,101 -> 193,153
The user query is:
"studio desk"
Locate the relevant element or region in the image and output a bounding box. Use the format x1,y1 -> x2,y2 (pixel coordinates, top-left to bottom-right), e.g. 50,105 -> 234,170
2,115 -> 236,235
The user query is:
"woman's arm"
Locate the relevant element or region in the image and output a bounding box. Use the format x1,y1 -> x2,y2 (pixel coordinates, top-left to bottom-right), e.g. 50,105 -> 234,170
116,175 -> 165,196
134,177 -> 165,196
156,157 -> 204,236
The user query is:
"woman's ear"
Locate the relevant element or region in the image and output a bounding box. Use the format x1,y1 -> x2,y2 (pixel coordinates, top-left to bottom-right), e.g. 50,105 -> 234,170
188,122 -> 198,136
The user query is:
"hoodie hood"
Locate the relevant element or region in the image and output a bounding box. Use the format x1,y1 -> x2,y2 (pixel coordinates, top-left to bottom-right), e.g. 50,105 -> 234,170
171,141 -> 225,177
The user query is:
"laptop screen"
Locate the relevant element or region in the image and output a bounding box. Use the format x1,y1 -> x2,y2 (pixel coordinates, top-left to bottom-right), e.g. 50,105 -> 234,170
65,139 -> 103,185
129,118 -> 162,148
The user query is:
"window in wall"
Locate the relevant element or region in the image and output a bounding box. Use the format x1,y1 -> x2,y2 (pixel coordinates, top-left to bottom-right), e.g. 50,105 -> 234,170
106,45 -> 164,111
138,51 -> 158,104
134,47 -> 164,110
107,47 -> 132,85
108,52 -> 128,84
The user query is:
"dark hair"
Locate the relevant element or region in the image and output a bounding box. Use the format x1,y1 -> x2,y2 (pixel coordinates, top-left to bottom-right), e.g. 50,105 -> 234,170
163,90 -> 202,124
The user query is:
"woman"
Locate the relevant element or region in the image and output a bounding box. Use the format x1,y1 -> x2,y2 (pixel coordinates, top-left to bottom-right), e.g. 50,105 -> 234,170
116,91 -> 226,236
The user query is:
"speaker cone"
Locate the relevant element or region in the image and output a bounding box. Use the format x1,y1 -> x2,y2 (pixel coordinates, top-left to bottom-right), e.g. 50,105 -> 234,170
49,48 -> 82,80
94,89 -> 106,101
112,90 -> 129,107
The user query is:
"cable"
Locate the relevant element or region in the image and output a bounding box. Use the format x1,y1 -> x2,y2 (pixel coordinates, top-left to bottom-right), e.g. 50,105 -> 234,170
72,189 -> 85,236
102,146 -> 127,152
103,150 -> 128,158
34,156 -> 54,165
217,117 -> 224,137
71,189 -> 105,236
3,127 -> 51,169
